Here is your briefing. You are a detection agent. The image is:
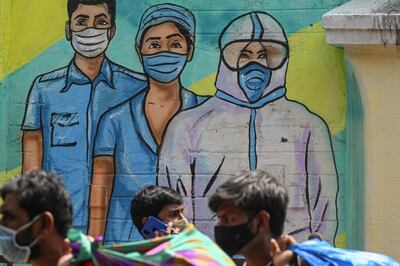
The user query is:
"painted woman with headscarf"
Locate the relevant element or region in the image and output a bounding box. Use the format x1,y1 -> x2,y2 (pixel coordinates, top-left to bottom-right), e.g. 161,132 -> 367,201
88,3 -> 201,243
158,12 -> 339,244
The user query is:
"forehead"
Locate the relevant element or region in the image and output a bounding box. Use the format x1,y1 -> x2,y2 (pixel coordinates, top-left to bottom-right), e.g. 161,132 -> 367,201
161,203 -> 184,212
142,22 -> 182,39
242,41 -> 265,51
216,202 -> 247,217
71,3 -> 110,18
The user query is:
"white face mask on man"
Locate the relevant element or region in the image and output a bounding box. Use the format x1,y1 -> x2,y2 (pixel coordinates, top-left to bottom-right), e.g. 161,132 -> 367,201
70,28 -> 111,58
0,215 -> 42,263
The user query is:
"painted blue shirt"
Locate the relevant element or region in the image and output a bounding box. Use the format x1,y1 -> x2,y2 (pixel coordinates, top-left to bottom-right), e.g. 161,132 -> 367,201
94,88 -> 199,243
21,58 -> 147,232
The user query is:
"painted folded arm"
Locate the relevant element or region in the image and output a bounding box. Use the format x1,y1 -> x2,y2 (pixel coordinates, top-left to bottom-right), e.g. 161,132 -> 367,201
21,77 -> 43,172
88,113 -> 118,238
306,121 -> 339,244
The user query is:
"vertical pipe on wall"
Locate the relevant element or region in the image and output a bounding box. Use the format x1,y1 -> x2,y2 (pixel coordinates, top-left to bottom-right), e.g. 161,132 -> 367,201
345,59 -> 365,250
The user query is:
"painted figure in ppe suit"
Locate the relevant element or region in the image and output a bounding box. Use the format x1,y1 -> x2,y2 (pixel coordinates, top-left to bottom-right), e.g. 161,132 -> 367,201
158,12 -> 339,244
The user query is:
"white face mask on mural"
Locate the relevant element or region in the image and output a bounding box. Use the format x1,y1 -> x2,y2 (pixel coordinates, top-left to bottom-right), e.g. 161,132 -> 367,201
71,28 -> 110,58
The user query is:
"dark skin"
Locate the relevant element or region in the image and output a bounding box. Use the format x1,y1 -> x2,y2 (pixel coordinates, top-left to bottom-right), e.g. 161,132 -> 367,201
0,193 -> 32,264
0,193 -> 69,266
216,202 -> 297,266
0,194 -> 31,229
141,203 -> 187,236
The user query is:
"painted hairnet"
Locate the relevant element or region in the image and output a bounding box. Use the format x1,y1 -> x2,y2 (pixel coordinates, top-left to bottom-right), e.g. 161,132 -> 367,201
135,3 -> 195,47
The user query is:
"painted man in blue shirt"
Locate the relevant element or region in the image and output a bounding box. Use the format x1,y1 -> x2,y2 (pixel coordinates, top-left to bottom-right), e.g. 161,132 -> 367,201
21,0 -> 146,233
88,4 -> 202,243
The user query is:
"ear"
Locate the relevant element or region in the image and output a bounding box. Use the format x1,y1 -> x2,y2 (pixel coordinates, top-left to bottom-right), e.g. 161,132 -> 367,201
65,21 -> 71,41
187,44 -> 194,62
38,211 -> 55,237
108,25 -> 116,40
257,210 -> 270,233
136,44 -> 143,63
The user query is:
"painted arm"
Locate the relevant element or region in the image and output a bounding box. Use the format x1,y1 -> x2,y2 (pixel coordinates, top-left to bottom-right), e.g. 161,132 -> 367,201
21,77 -> 43,172
306,120 -> 339,244
22,130 -> 43,172
88,156 -> 115,238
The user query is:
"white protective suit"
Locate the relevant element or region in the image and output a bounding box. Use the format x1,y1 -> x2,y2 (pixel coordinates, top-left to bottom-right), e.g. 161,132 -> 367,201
158,12 -> 338,244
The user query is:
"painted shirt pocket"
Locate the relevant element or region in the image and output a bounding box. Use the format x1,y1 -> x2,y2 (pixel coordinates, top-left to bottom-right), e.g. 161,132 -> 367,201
51,112 -> 79,147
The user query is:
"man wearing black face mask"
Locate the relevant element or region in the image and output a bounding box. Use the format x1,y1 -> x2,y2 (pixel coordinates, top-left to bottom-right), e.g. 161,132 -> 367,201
209,170 -> 306,266
0,171 -> 73,265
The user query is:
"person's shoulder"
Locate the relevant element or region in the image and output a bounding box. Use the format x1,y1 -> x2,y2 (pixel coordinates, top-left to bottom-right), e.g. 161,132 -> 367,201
27,66 -> 69,98
110,61 -> 147,83
183,89 -> 210,105
169,96 -> 217,130
276,98 -> 328,126
36,66 -> 69,86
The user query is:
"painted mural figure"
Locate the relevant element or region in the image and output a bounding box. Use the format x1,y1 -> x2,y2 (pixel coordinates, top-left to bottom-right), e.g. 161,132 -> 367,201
21,0 -> 146,233
89,4 -> 202,243
158,12 -> 339,243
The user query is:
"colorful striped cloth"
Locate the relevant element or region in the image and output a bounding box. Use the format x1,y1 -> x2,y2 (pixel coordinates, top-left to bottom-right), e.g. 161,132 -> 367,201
68,224 -> 235,266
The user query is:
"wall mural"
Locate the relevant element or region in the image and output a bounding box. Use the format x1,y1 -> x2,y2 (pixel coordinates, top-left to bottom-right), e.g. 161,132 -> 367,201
158,11 -> 339,244
1,0 -> 347,246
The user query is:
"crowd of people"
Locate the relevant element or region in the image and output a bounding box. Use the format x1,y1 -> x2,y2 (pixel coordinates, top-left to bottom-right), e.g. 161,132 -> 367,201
0,170 -> 303,266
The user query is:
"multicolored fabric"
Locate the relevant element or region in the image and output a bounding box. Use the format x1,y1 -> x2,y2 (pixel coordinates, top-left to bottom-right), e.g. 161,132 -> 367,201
68,224 -> 235,266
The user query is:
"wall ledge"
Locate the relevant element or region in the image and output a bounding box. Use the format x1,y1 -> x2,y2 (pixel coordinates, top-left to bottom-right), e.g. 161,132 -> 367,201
322,0 -> 400,46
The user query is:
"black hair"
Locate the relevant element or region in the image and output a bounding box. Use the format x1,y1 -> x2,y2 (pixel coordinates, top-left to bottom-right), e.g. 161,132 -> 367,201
0,171 -> 73,237
139,22 -> 194,50
130,185 -> 183,232
67,0 -> 116,25
208,170 -> 289,238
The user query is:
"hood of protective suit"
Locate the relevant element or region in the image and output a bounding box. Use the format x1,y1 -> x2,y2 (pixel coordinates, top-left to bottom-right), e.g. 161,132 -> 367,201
215,12 -> 289,103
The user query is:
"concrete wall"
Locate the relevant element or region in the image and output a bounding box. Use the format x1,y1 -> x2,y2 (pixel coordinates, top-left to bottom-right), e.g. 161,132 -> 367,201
346,45 -> 400,259
0,0 -> 349,246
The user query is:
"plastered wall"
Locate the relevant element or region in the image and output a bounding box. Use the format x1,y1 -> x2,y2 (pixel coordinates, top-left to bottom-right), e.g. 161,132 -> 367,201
0,0 -> 349,246
346,45 -> 400,259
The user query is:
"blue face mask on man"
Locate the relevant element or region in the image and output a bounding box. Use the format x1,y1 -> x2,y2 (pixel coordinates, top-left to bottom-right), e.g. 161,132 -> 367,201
143,52 -> 187,83
238,62 -> 272,102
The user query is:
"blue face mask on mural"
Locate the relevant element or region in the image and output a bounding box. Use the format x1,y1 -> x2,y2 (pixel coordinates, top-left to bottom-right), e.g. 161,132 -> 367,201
143,52 -> 187,83
238,62 -> 272,102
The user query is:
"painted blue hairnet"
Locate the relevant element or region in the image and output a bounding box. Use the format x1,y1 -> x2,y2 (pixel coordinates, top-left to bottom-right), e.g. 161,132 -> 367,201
135,3 -> 195,47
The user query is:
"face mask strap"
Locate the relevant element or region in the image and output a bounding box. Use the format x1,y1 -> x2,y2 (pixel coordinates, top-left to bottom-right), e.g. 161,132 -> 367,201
14,214 -> 43,248
16,214 -> 42,233
28,233 -> 42,248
